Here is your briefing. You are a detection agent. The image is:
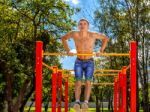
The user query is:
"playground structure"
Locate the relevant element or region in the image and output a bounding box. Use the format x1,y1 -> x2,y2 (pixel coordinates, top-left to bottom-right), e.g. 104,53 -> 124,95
35,41 -> 137,112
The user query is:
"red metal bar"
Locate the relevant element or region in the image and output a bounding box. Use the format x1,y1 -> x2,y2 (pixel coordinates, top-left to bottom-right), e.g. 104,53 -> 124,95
35,41 -> 43,112
130,41 -> 137,112
52,66 -> 58,112
114,78 -> 118,112
57,70 -> 62,112
65,78 -> 69,112
117,76 -> 120,112
119,72 -> 123,112
122,66 -> 127,112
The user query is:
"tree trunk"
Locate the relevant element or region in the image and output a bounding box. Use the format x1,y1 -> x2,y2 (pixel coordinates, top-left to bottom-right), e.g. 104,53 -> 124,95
20,77 -> 35,112
96,95 -> 100,112
110,98 -> 113,112
94,85 -> 100,112
13,79 -> 30,112
5,72 -> 13,112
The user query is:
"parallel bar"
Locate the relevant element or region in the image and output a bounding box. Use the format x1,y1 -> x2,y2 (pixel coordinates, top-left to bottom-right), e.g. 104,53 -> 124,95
63,74 -> 72,78
68,83 -> 114,86
43,52 -> 130,57
42,66 -> 121,73
42,62 -> 52,70
35,41 -> 43,112
62,74 -> 118,78
63,69 -> 121,72
95,74 -> 118,76
130,41 -> 137,112
92,83 -> 114,85
95,69 -> 121,72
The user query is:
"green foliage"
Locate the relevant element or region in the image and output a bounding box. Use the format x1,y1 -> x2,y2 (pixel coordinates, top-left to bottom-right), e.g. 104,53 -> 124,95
0,0 -> 76,111
94,0 -> 150,111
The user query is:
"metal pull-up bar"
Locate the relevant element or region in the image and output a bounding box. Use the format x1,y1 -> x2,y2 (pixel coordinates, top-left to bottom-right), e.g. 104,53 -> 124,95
43,52 -> 130,57
35,41 -> 137,112
68,82 -> 114,86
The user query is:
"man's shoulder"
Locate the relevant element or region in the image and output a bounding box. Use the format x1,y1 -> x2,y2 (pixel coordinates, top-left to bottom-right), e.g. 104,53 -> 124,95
88,31 -> 99,33
71,31 -> 80,37
88,31 -> 99,36
71,30 -> 79,34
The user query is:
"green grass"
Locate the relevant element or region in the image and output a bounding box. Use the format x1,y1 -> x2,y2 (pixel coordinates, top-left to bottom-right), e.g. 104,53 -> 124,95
24,107 -> 109,112
24,107 -> 144,112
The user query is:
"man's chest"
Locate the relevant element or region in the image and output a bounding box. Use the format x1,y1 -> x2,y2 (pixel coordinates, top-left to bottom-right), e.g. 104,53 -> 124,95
74,36 -> 95,44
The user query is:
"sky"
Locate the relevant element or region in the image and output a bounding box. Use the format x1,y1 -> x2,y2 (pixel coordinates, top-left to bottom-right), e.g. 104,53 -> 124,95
61,0 -> 100,70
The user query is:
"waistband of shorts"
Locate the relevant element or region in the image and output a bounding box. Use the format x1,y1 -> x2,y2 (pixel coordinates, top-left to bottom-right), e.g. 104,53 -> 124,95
77,58 -> 94,61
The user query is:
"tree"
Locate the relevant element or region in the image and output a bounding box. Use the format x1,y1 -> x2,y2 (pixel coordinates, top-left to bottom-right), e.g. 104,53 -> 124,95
94,0 -> 150,111
0,0 -> 77,111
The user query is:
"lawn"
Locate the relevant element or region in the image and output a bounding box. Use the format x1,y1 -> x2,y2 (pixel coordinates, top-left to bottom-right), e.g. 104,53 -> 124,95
24,107 -> 110,112
24,107 -> 144,112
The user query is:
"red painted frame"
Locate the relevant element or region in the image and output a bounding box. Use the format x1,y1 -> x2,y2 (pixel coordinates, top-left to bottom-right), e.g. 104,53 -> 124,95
130,41 -> 137,112
35,41 -> 43,112
122,67 -> 127,112
52,66 -> 58,112
57,71 -> 62,112
114,77 -> 118,112
65,78 -> 69,112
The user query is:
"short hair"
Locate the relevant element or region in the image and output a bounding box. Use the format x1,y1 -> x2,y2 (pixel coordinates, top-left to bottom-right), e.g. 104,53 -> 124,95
78,19 -> 89,25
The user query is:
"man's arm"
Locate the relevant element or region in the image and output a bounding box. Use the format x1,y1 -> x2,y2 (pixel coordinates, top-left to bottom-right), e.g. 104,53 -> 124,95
61,31 -> 73,54
94,32 -> 109,53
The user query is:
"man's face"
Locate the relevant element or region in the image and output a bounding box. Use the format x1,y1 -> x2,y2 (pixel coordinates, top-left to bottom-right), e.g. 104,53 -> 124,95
78,20 -> 89,31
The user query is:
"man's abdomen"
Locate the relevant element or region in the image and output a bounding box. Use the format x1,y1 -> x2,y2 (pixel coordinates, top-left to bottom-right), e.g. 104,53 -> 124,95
75,39 -> 95,60
77,50 -> 93,60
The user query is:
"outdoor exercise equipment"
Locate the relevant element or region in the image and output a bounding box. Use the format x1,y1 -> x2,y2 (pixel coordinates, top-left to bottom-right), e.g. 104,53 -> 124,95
114,67 -> 127,112
35,41 -> 137,112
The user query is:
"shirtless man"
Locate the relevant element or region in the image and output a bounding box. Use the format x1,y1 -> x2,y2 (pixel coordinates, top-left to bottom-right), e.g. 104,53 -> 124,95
61,19 -> 109,112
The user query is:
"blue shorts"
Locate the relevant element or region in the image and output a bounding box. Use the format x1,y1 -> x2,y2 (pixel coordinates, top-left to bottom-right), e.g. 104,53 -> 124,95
74,58 -> 94,81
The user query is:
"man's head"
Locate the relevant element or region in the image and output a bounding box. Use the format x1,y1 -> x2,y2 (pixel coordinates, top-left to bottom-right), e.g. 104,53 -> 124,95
78,19 -> 89,31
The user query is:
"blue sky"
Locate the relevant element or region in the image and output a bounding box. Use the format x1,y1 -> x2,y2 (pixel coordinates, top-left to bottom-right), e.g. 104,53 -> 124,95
61,0 -> 100,70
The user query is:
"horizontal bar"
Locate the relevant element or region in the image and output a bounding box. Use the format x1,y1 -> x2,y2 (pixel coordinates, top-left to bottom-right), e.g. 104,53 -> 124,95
62,74 -> 73,78
126,65 -> 130,70
62,74 -> 118,78
43,52 -> 130,57
42,67 -> 121,73
42,62 -> 52,70
95,74 -> 118,76
95,70 -> 121,72
69,83 -> 114,86
62,69 -> 121,72
92,83 -> 114,85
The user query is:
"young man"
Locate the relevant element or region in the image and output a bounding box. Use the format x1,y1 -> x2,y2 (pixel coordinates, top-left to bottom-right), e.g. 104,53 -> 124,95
61,19 -> 109,112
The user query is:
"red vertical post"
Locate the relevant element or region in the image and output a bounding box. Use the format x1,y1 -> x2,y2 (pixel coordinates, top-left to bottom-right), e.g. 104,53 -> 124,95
65,78 -> 69,112
122,67 -> 127,112
119,72 -> 123,112
130,41 -> 137,112
57,70 -> 62,112
52,66 -> 58,112
35,41 -> 43,112
114,77 -> 118,112
116,76 -> 119,112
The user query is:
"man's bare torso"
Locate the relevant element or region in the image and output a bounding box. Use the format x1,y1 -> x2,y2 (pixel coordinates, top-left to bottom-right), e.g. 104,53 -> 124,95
72,31 -> 96,59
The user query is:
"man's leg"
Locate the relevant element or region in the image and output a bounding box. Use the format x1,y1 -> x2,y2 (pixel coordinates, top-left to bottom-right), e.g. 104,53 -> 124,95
73,80 -> 82,112
74,58 -> 83,112
84,80 -> 92,102
82,59 -> 94,111
81,80 -> 92,112
75,80 -> 82,101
